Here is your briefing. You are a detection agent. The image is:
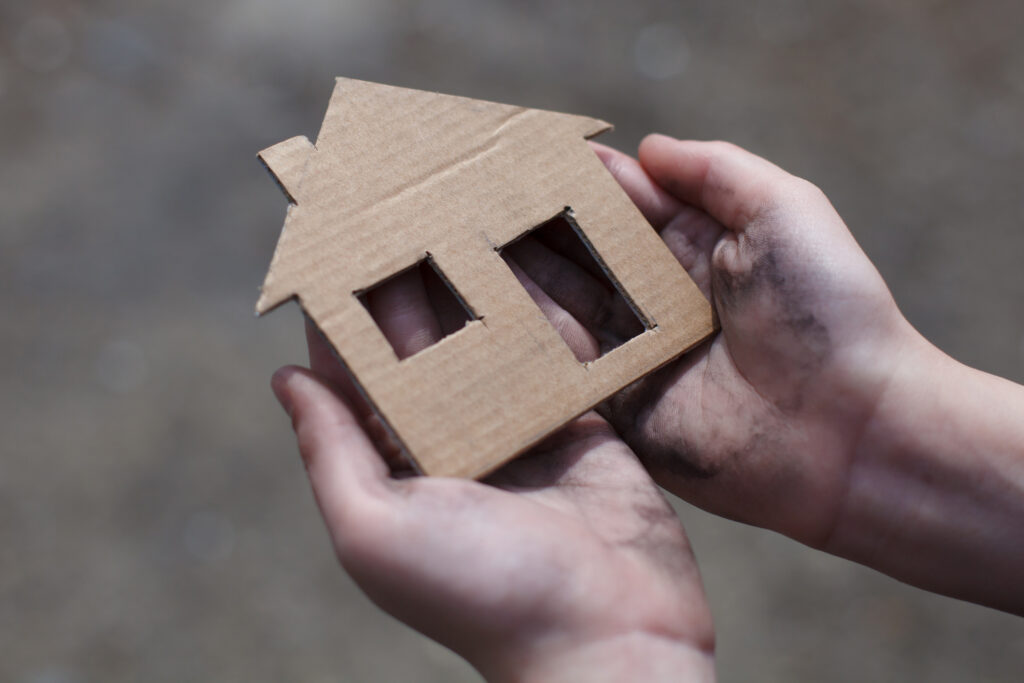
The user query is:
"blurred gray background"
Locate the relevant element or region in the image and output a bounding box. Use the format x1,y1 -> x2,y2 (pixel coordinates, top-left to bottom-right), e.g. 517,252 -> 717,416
3,0 -> 1023,681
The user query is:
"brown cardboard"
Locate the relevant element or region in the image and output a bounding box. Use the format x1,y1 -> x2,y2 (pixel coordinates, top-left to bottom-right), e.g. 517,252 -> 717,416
257,78 -> 715,478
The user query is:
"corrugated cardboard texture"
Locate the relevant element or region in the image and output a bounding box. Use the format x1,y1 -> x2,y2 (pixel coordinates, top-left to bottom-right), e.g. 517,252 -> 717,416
257,78 -> 714,478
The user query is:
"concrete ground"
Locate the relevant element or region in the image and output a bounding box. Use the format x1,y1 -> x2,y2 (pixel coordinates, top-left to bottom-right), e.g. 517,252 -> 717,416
2,0 -> 1023,680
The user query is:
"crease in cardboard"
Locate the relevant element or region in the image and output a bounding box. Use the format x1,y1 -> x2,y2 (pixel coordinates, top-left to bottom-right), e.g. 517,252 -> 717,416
492,107 -> 532,136
366,138 -> 504,215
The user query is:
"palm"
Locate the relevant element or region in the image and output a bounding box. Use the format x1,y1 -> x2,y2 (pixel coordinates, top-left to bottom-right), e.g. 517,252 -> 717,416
326,413 -> 708,666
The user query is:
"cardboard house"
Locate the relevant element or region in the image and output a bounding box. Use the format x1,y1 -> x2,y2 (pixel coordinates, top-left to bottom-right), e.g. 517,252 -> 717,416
257,78 -> 714,478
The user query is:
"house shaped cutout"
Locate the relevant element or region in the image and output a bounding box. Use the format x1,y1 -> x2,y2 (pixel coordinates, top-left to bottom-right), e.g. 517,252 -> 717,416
257,78 -> 714,478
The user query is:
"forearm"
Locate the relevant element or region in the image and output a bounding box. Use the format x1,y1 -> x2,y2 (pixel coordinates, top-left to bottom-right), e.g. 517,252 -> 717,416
828,336 -> 1024,613
481,631 -> 715,683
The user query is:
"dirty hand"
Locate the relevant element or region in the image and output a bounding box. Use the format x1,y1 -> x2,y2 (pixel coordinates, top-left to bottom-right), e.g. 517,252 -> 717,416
271,303 -> 716,680
512,134 -> 1024,613
569,135 -> 907,544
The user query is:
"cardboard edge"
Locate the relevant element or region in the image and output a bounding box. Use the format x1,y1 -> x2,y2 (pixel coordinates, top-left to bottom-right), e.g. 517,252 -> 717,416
299,303 -> 422,476
580,118 -> 613,140
331,76 -> 615,143
458,318 -> 716,480
254,289 -> 294,317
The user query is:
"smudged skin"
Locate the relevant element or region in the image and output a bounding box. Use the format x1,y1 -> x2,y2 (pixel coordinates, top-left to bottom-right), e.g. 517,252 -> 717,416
505,135 -> 1024,615
509,137 -> 904,546
559,137 -> 1024,615
271,134 -> 1024,681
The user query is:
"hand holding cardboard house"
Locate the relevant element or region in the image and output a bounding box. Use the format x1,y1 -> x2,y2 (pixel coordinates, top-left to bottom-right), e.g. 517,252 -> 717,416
257,78 -> 714,478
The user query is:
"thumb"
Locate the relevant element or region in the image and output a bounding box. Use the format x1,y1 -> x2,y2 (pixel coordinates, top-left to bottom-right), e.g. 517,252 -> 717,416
637,135 -> 821,235
636,135 -> 856,305
271,366 -> 394,543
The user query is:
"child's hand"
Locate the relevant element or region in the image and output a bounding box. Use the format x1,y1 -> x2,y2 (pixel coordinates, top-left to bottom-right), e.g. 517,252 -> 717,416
271,288 -> 717,681
515,134 -> 909,544
511,135 -> 1024,613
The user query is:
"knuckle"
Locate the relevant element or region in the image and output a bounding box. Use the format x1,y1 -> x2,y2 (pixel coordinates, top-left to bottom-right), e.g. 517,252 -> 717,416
711,243 -> 744,284
751,176 -> 821,224
789,176 -> 826,202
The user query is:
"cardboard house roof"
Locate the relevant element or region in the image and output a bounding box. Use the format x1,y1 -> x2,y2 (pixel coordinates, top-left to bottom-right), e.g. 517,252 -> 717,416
257,78 -> 714,478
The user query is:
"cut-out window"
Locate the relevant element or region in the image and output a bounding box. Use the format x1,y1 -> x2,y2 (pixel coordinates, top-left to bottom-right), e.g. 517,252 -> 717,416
499,210 -> 648,363
358,257 -> 475,360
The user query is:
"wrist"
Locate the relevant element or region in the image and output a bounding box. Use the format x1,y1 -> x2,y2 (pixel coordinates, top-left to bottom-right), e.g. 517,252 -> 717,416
826,333 -> 1024,611
480,630 -> 715,683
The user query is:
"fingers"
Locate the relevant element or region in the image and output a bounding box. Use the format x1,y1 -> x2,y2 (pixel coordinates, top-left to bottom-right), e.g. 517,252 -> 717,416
422,266 -> 473,336
506,259 -> 601,363
271,365 -> 392,531
306,318 -> 356,394
305,320 -> 411,471
532,216 -> 607,281
637,135 -> 802,232
307,261 -> 449,471
590,142 -> 683,230
591,141 -> 724,300
505,237 -> 611,331
363,265 -> 443,359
